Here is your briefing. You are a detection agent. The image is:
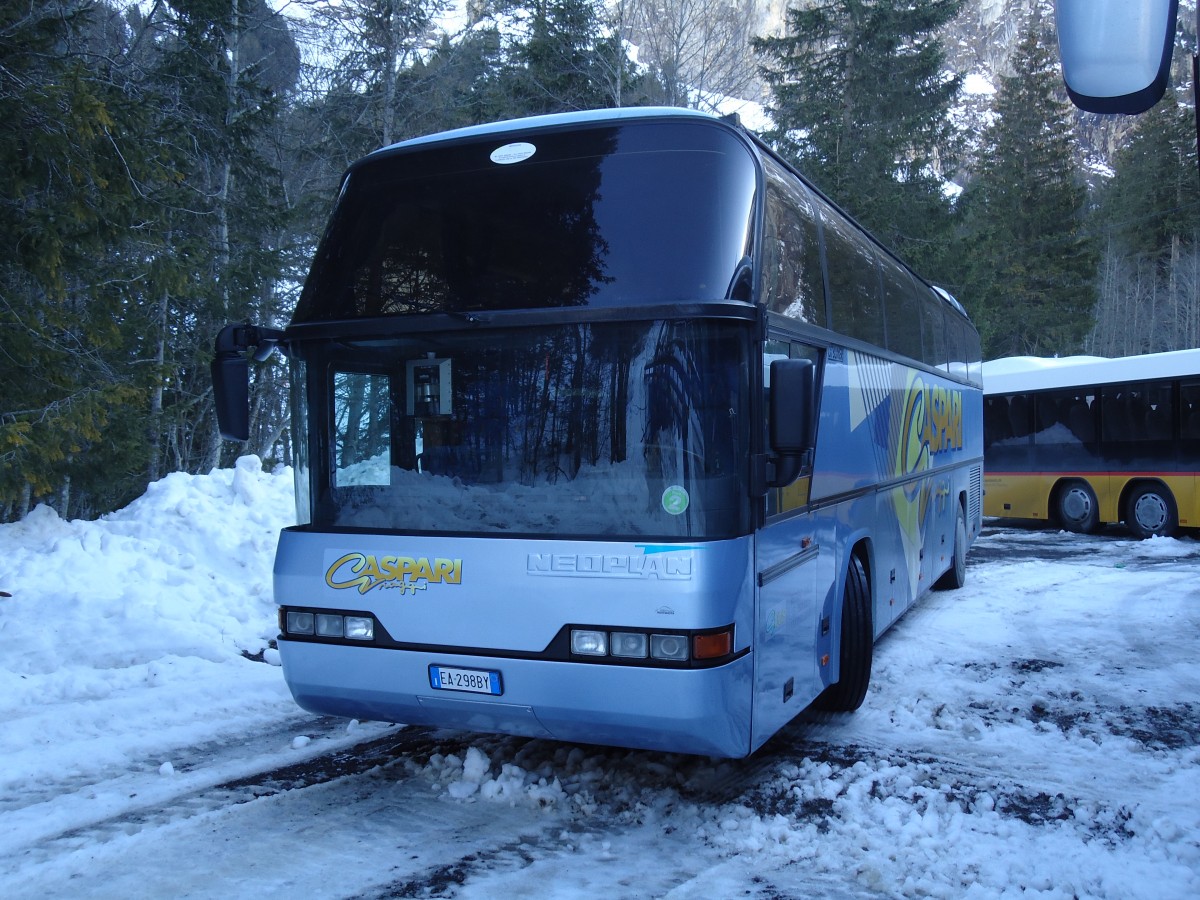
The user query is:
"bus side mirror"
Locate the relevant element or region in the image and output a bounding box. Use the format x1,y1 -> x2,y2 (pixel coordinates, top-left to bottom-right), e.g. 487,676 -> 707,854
1056,0 -> 1179,114
769,358 -> 816,488
213,325 -> 251,441
211,323 -> 285,442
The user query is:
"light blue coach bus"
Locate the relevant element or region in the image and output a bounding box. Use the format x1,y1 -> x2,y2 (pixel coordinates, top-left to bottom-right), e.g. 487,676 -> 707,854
213,108 -> 983,758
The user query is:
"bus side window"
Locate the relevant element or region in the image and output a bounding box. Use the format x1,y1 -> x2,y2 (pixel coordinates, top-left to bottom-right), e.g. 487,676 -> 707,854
819,203 -> 885,347
921,299 -> 947,372
1101,389 -> 1131,441
1066,396 -> 1095,443
1008,394 -> 1031,439
984,397 -> 1009,448
761,159 -> 827,327
1182,382 -> 1200,439
880,254 -> 923,363
1104,384 -> 1174,442
1033,391 -> 1094,446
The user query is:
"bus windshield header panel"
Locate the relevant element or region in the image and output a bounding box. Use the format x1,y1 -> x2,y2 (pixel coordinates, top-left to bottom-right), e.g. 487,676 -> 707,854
293,121 -> 758,322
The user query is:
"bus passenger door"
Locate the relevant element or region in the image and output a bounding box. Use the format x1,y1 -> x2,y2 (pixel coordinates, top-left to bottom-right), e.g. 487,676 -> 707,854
753,338 -> 825,748
753,512 -> 821,748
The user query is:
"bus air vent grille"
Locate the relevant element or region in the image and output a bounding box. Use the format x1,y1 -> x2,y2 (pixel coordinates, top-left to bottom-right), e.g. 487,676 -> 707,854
969,465 -> 983,522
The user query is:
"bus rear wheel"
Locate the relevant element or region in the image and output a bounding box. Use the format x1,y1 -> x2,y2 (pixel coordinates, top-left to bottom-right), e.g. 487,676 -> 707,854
1126,484 -> 1177,539
1055,480 -> 1098,533
934,503 -> 967,590
813,554 -> 872,712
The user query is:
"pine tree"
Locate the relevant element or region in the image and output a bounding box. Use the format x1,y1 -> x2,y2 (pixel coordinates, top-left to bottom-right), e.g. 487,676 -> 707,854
1097,100 -> 1199,262
1087,99 -> 1200,354
954,18 -> 1096,359
754,0 -> 963,273
136,0 -> 296,475
0,1 -> 154,520
504,0 -> 634,115
310,0 -> 445,152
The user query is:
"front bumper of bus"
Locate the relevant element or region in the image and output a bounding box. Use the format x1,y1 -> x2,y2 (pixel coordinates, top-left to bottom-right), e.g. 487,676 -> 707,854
277,639 -> 754,758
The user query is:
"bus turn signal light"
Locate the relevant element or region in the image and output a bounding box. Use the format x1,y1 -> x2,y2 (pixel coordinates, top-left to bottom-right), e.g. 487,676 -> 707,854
693,630 -> 733,660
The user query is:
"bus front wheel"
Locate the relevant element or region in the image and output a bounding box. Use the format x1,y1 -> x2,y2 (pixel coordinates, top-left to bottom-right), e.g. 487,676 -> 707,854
1055,480 -> 1098,533
1126,484 -> 1177,539
814,554 -> 872,712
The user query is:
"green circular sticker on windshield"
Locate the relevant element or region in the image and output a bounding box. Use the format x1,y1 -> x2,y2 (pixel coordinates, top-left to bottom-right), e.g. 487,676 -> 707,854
662,485 -> 690,515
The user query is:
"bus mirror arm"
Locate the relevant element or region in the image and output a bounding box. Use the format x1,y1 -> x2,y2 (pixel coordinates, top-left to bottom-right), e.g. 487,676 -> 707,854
767,358 -> 816,489
211,323 -> 286,442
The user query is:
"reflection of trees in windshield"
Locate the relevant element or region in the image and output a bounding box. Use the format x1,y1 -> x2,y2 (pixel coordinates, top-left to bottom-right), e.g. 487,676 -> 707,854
321,321 -> 749,538
425,323 -> 642,486
643,323 -> 741,495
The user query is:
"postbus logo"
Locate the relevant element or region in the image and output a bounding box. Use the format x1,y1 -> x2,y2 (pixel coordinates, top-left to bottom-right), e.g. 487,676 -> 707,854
325,552 -> 463,595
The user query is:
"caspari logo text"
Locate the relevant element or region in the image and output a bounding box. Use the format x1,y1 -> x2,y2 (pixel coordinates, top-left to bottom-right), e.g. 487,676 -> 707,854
326,553 -> 462,595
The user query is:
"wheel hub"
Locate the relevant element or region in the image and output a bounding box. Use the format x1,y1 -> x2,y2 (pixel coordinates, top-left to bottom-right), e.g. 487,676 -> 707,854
1133,493 -> 1168,533
1062,488 -> 1092,522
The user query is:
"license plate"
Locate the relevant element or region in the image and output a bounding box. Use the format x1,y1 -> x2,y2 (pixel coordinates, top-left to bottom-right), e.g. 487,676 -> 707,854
428,665 -> 503,696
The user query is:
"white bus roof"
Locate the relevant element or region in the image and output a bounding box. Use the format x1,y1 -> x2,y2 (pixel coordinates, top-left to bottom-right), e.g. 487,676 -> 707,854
982,348 -> 1200,395
370,107 -> 724,156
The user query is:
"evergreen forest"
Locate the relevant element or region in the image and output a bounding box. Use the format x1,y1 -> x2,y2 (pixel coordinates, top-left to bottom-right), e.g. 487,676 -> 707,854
2,0 -> 1198,522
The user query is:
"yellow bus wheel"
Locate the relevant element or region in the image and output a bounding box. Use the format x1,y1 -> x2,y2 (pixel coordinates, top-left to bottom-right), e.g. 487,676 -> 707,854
1126,484 -> 1177,539
1055,480 -> 1098,534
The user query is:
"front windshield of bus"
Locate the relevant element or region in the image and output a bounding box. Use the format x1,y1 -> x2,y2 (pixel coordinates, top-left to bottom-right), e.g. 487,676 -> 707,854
304,319 -> 750,539
292,120 -> 757,321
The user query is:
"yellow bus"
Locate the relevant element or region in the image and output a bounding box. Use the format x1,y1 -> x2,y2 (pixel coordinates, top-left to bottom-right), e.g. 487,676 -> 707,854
983,349 -> 1200,538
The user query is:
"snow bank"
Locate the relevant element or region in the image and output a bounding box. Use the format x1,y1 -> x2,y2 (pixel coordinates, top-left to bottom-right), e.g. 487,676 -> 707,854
0,457 -> 299,811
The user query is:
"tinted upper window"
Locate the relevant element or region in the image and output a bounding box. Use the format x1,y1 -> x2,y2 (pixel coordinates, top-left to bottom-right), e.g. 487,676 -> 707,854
818,200 -> 885,347
760,156 -> 826,326
293,121 -> 757,322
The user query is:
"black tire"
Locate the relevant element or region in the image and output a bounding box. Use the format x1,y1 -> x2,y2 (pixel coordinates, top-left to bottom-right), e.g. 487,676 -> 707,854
934,503 -> 967,590
1125,483 -> 1177,539
1055,480 -> 1099,533
813,554 -> 872,712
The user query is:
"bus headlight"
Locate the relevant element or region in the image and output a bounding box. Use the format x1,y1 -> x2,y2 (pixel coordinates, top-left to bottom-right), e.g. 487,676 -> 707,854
651,634 -> 689,661
280,607 -> 379,644
315,614 -> 344,637
286,611 -> 315,635
571,629 -> 608,656
610,632 -> 648,658
344,616 -> 375,641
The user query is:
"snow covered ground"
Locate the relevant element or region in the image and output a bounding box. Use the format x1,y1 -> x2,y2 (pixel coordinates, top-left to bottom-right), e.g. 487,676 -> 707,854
1,459 -> 1198,898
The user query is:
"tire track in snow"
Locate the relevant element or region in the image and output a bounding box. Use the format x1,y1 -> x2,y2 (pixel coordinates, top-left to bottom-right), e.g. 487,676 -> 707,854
0,723 -> 442,869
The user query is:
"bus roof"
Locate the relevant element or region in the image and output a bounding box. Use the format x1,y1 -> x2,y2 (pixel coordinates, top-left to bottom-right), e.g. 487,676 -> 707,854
982,348 -> 1200,395
370,107 -> 726,156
